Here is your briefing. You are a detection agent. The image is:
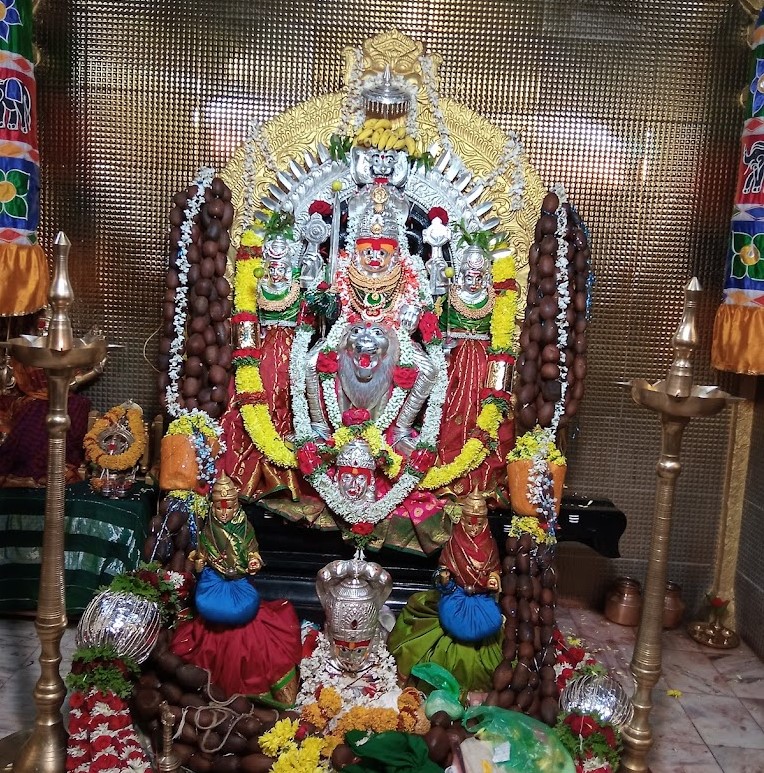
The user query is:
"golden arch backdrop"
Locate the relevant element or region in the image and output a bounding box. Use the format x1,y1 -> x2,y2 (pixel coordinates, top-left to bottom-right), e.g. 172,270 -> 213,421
33,1 -> 751,622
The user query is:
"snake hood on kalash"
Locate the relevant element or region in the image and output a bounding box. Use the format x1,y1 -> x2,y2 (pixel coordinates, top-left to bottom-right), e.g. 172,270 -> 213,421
154,31 -> 590,560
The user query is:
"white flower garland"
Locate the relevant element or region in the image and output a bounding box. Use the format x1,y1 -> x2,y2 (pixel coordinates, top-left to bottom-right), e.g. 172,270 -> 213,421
166,167 -> 214,418
475,130 -> 527,211
290,325 -> 316,444
290,318 -> 447,525
551,188 -> 571,434
250,120 -> 279,176
419,55 -> 451,152
296,633 -> 400,712
338,47 -> 366,136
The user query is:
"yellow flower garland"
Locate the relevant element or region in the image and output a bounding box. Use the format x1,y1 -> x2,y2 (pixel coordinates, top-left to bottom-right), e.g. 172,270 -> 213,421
83,406 -> 146,471
232,233 -> 299,469
233,255 -> 260,313
237,363 -> 297,468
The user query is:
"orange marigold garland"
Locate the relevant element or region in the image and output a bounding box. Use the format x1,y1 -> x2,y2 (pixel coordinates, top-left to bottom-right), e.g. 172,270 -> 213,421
83,405 -> 147,471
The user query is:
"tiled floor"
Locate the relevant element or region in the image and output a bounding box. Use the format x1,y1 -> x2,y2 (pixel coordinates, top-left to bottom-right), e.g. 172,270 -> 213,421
0,607 -> 763,772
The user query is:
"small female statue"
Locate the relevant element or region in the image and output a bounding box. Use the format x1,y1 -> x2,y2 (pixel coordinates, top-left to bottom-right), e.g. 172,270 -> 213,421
388,488 -> 503,693
171,472 -> 302,705
221,235 -> 303,501
436,244 -> 514,498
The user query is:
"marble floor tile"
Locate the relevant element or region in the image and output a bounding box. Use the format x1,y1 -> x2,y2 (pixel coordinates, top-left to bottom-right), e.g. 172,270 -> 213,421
651,689 -> 705,744
663,649 -> 737,697
740,698 -> 764,733
707,646 -> 764,701
680,694 -> 764,749
647,739 -> 724,772
709,746 -> 764,773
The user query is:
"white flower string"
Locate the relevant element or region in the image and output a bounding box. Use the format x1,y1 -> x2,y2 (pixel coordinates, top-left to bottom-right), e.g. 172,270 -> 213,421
419,55 -> 451,151
475,130 -> 527,210
166,167 -> 214,418
338,47 -> 366,136
290,325 -> 316,444
250,120 -> 279,176
551,186 -> 571,435
241,120 -> 260,231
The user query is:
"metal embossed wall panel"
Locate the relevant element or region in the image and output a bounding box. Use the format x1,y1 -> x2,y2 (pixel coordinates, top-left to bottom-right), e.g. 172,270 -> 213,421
738,386 -> 764,658
34,0 -> 749,611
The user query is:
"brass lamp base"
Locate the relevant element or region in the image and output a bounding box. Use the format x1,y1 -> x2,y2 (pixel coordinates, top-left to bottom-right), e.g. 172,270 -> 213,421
0,730 -> 32,772
687,620 -> 740,649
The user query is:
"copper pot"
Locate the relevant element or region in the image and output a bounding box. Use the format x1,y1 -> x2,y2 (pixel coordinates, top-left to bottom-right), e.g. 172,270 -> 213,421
663,581 -> 685,629
604,577 -> 642,626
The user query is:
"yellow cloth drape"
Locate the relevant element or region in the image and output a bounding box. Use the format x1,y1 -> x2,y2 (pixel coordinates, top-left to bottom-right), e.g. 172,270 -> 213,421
711,304 -> 764,375
0,243 -> 49,316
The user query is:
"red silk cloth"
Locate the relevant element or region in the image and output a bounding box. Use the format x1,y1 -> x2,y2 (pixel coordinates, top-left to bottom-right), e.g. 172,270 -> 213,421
436,338 -> 514,496
170,598 -> 302,698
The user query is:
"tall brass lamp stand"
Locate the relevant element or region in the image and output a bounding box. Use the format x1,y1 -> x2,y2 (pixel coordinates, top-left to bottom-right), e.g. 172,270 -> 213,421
619,278 -> 732,772
0,233 -> 106,773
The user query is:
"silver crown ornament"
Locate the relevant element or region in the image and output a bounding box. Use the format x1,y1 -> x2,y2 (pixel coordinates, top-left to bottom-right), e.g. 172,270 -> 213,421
316,558 -> 392,673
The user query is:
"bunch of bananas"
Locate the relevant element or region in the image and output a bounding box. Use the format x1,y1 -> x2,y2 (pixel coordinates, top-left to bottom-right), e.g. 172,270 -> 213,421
354,118 -> 418,156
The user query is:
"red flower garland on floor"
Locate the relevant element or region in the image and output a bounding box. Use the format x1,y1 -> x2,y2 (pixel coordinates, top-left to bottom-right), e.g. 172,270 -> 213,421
67,689 -> 153,773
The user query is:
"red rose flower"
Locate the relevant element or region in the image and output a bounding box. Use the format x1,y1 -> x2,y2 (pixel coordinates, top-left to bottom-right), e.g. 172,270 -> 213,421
233,346 -> 263,361
428,206 -> 449,224
308,200 -> 332,217
567,646 -> 586,665
351,522 -> 375,536
317,281 -> 331,291
556,666 -> 574,689
710,596 -> 727,608
418,311 -> 442,343
601,725 -> 617,748
107,714 -> 132,731
408,448 -> 436,473
393,366 -> 418,390
69,692 -> 85,711
342,408 -> 371,426
297,442 -> 322,476
480,387 -> 510,402
566,713 -> 598,738
91,753 -> 121,771
297,303 -> 317,328
316,350 -> 339,374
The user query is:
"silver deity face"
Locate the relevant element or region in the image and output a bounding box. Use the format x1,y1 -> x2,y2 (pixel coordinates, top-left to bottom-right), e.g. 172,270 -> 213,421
338,469 -> 372,501
266,258 -> 289,287
353,238 -> 398,275
370,149 -> 397,178
345,324 -> 390,383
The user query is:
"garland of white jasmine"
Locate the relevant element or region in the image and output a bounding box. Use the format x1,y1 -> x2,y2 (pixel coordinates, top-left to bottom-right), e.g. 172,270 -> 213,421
166,168 -> 214,418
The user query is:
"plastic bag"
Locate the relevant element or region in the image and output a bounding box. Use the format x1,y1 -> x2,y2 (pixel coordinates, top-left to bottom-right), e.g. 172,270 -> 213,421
461,706 -> 575,773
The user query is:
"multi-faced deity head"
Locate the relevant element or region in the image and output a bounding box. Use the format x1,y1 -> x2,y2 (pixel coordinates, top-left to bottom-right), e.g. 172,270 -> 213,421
212,472 -> 239,524
335,439 -> 376,503
344,323 -> 391,383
